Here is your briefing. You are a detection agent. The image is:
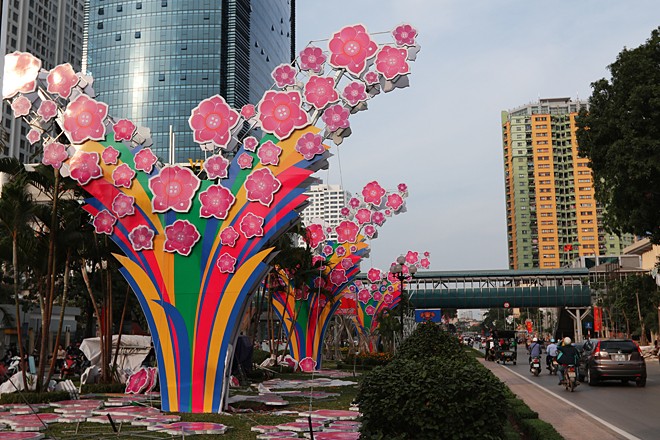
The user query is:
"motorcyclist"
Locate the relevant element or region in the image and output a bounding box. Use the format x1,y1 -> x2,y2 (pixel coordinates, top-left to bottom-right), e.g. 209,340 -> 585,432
546,338 -> 558,370
528,337 -> 542,365
556,337 -> 580,385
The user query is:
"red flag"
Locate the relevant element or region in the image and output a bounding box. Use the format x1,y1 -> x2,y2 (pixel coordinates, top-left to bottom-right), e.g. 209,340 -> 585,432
563,244 -> 573,252
593,306 -> 602,333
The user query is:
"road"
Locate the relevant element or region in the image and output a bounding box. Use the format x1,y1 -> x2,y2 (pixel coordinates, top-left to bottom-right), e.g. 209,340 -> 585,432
481,344 -> 660,439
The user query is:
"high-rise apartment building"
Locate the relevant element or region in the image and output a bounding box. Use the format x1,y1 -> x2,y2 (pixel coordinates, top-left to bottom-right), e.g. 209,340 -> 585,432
1,0 -> 85,161
84,0 -> 295,163
300,184 -> 350,241
501,97 -> 633,270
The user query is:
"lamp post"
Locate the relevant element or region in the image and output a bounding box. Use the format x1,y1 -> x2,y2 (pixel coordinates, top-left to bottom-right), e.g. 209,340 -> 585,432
389,255 -> 417,343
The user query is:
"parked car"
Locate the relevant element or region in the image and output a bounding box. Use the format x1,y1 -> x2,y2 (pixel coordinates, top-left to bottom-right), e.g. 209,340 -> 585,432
579,339 -> 646,387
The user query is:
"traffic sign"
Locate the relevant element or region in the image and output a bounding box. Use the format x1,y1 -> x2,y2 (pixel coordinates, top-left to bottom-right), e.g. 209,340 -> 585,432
584,322 -> 593,329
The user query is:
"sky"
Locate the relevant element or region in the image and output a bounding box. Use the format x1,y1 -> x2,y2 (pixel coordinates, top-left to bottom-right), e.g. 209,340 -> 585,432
295,0 -> 660,273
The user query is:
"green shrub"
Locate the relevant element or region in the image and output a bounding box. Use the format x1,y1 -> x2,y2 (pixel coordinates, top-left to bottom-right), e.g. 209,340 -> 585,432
396,322 -> 465,361
81,382 -> 126,394
252,348 -> 270,366
0,391 -> 70,404
519,418 -> 563,440
344,351 -> 392,367
509,403 -> 539,420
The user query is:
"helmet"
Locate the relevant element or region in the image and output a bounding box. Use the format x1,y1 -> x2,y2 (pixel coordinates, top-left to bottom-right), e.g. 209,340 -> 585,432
550,338 -> 555,343
532,337 -> 538,342
563,337 -> 571,345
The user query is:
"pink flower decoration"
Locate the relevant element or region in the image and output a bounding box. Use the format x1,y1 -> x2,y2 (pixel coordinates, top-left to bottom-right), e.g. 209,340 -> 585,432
199,184 -> 235,219
11,96 -> 31,117
393,24 -> 418,46
113,119 -> 136,141
220,227 -> 240,247
355,208 -> 372,225
93,210 -> 116,235
405,251 -> 419,265
203,154 -> 230,179
375,45 -> 410,80
328,24 -> 378,76
257,140 -> 282,166
134,148 -> 158,173
340,258 -> 353,270
101,146 -> 120,165
365,305 -> 376,316
335,246 -> 347,257
371,283 -> 379,291
46,63 -> 79,98
237,152 -> 253,169
26,129 -> 41,144
69,150 -> 102,185
258,90 -> 309,140
42,142 -> 68,169
330,268 -> 348,286
321,104 -> 350,132
420,258 -> 430,269
358,289 -> 372,303
240,104 -> 256,119
303,75 -> 339,109
271,64 -> 297,88
385,209 -> 392,216
111,193 -> 135,218
335,220 -> 359,244
37,100 -> 57,121
398,183 -> 408,193
367,268 -> 382,283
342,82 -> 367,106
348,197 -> 361,209
164,220 -> 200,256
62,94 -> 108,143
216,253 -> 237,274
299,46 -> 326,73
372,211 -> 386,226
148,165 -> 201,213
373,291 -> 382,302
312,255 -> 326,267
305,224 -> 326,248
383,293 -> 394,304
243,136 -> 259,152
189,95 -> 240,149
3,51 -> 40,99
295,132 -> 325,160
363,224 -> 377,238
322,245 -> 334,256
350,245 -> 358,253
299,357 -> 317,373
362,181 -> 386,205
364,71 -> 379,85
244,168 -> 281,206
129,225 -> 155,251
386,193 -> 405,211
239,212 -> 264,238
340,207 -> 350,217
112,163 -> 136,188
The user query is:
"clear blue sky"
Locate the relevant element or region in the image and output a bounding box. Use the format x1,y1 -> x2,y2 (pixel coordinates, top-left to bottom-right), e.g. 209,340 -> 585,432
296,0 -> 660,273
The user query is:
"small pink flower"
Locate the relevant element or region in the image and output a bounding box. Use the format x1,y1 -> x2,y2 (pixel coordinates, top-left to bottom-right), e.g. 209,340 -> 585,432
393,24 -> 418,47
199,184 -> 235,219
112,193 -> 135,218
303,75 -> 339,109
243,136 -> 259,152
367,268 -> 382,283
355,208 -> 372,225
328,24 -> 378,76
405,251 -> 419,265
335,220 -> 358,244
240,104 -> 256,119
189,95 -> 240,149
26,129 -> 41,144
385,209 -> 392,216
342,82 -> 367,106
305,224 -> 326,248
330,268 -> 348,286
42,142 -> 68,169
69,150 -> 102,185
312,255 -> 326,267
350,245 -> 358,253
129,225 -> 155,251
101,146 -> 120,165
299,46 -> 326,73
112,163 -> 136,188
239,212 -> 264,238
321,104 -> 350,132
314,276 -> 327,289
295,132 -> 324,160
420,258 -> 430,269
371,284 -> 379,291
365,305 -> 376,316
244,168 -> 281,206
372,211 -> 385,226
149,165 -> 201,213
113,119 -> 136,141
335,246 -> 347,257
299,357 -> 317,373
362,181 -> 386,206
203,154 -> 230,179
237,152 -> 253,169
364,71 -> 379,85
348,197 -> 361,209
340,207 -> 350,217
93,210 -> 116,235
340,257 -> 353,270
383,293 -> 394,304
386,193 -> 405,211
258,90 -> 309,140
164,220 -> 200,256
3,51 -> 40,99
46,63 -> 79,98
375,45 -> 410,80
220,227 -> 240,246
373,291 -> 382,302
11,96 -> 31,117
216,253 -> 237,273
257,140 -> 282,166
363,225 -> 377,238
358,289 -> 372,303
134,148 -> 158,173
62,94 -> 108,143
271,64 -> 297,88
37,100 -> 57,121
322,245 -> 334,256
398,183 -> 408,193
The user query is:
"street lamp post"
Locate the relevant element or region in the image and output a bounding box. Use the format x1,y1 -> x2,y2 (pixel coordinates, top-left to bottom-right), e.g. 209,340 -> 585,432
389,255 -> 417,343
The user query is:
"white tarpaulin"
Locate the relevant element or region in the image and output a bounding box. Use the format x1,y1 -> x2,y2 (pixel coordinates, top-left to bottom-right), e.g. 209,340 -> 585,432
80,335 -> 152,381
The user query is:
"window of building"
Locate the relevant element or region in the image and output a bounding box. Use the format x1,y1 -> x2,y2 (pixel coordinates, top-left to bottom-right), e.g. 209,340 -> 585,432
136,2 -> 142,9
115,33 -> 121,41
97,22 -> 103,29
98,7 -> 104,15
162,1 -> 167,6
117,4 -> 122,12
135,31 -> 141,38
158,73 -> 165,81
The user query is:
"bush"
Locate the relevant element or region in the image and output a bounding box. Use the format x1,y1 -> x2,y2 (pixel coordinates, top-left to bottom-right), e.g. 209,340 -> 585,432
519,418 -> 563,440
0,391 -> 70,404
344,351 -> 392,367
252,348 -> 270,366
396,322 -> 464,361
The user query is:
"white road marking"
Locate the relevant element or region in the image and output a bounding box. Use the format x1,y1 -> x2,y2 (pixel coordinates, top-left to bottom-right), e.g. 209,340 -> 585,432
501,365 -> 641,440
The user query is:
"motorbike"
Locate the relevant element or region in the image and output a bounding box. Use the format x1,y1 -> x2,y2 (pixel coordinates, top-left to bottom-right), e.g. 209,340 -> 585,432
60,355 -> 79,379
529,356 -> 541,376
563,365 -> 578,392
548,356 -> 559,375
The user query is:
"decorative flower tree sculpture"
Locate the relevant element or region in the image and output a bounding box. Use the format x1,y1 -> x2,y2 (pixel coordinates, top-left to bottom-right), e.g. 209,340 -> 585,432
3,23 -> 420,413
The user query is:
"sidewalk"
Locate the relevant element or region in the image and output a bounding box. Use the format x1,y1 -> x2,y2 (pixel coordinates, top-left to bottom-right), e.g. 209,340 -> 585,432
479,359 -> 631,440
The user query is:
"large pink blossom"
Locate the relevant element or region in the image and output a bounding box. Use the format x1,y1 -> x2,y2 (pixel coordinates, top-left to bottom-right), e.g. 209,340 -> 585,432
102,146 -> 120,165
258,90 -> 309,140
189,95 -> 240,149
393,24 -> 418,46
363,224 -> 377,238
112,163 -> 136,188
199,185 -> 235,219
203,154 -> 230,179
373,291 -> 383,302
358,289 -> 372,303
46,63 -> 79,98
383,293 -> 394,304
37,100 -> 57,121
367,268 -> 382,283
321,104 -> 350,132
237,152 -> 253,170
335,220 -> 359,244
129,225 -> 155,251
26,129 -> 41,144
148,165 -> 201,213
11,96 -> 31,117
340,257 -> 353,270
365,305 -> 376,316
216,253 -> 237,274
42,142 -> 68,169
243,136 -> 259,152
375,45 -> 410,80
244,168 -> 281,206
405,251 -> 419,265
257,140 -> 282,166
355,208 -> 372,225
335,246 -> 346,257
329,268 -> 348,286
298,357 -> 317,373
362,181 -> 386,206
69,150 -> 102,185
420,258 -> 430,269
239,212 -> 264,238
328,24 -> 378,76
220,227 -> 240,247
342,82 -> 367,106
386,193 -> 405,211
164,220 -> 200,256
113,119 -> 136,141
93,210 -> 116,235
3,51 -> 40,99
271,64 -> 297,88
305,223 -> 326,248
62,95 -> 108,143
303,75 -> 339,109
299,46 -> 326,73
295,132 -> 324,160
112,193 -> 135,218
134,148 -> 158,173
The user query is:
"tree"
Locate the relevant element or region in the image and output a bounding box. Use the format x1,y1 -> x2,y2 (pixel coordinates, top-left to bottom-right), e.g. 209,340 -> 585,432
576,27 -> 660,243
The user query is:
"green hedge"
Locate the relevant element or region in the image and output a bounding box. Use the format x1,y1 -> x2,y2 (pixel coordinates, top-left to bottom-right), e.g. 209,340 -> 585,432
395,322 -> 465,361
0,391 -> 70,404
519,418 -> 564,440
